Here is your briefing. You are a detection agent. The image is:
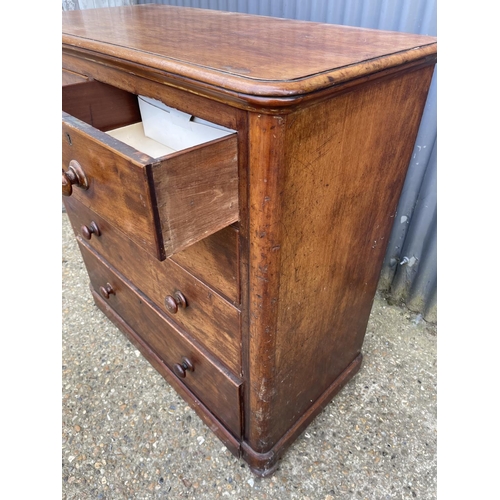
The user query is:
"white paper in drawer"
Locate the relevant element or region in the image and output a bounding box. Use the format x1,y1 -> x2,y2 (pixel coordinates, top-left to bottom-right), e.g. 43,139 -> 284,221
138,95 -> 234,151
106,123 -> 176,159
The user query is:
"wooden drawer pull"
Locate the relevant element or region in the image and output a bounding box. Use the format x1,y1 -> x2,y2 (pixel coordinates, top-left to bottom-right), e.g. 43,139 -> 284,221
62,160 -> 88,197
81,221 -> 101,240
99,283 -> 115,299
173,357 -> 194,378
165,291 -> 187,314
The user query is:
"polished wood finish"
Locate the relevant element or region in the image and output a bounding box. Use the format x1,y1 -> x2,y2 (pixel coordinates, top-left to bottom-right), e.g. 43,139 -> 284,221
173,357 -> 194,379
61,160 -> 88,197
62,111 -> 161,255
79,240 -> 242,438
62,5 -> 437,476
170,224 -> 240,305
164,291 -> 187,314
62,82 -> 239,260
63,195 -> 241,374
62,5 -> 436,105
91,286 -> 242,457
80,221 -> 100,240
62,68 -> 87,86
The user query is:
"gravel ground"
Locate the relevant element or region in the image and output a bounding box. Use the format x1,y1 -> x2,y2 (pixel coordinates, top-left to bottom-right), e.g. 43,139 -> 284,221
62,212 -> 437,500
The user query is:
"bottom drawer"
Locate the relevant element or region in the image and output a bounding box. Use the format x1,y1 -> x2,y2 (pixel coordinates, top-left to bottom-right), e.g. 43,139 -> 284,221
78,239 -> 242,437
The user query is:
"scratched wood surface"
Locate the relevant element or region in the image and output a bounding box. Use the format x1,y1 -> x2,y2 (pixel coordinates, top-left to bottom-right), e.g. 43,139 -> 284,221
152,135 -> 239,258
62,81 -> 239,260
79,240 -> 243,438
171,224 -> 240,305
62,112 -> 162,257
62,5 -> 436,99
64,195 -> 242,375
62,4 -> 437,476
245,65 -> 436,463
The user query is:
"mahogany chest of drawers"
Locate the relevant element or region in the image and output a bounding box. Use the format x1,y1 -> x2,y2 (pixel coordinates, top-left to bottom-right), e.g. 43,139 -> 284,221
62,5 -> 437,476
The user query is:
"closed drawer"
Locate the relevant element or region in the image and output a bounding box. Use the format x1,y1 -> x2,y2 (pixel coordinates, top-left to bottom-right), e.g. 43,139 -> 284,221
78,241 -> 242,438
64,196 -> 241,374
62,80 -> 238,261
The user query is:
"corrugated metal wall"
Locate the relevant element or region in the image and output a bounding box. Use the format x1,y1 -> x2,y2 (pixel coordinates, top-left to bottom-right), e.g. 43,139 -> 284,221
62,0 -> 134,10
63,0 -> 438,323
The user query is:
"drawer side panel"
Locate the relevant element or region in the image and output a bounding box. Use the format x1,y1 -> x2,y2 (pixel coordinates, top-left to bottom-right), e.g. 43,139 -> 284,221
152,135 -> 239,256
171,224 -> 240,305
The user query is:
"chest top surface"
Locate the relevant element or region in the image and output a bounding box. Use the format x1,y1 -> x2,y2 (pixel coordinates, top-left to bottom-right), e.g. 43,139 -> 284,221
62,4 -> 436,99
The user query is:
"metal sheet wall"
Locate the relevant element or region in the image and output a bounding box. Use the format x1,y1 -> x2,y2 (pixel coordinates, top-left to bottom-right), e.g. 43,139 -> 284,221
65,0 -> 438,322
62,0 -> 134,10
136,0 -> 436,34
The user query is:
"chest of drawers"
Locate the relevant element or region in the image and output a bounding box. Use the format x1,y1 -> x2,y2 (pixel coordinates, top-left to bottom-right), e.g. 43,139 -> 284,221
62,5 -> 437,476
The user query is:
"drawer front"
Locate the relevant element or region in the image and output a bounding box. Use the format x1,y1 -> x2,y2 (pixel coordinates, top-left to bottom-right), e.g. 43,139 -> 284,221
62,81 -> 238,261
78,241 -> 242,438
62,113 -> 161,257
64,196 -> 241,374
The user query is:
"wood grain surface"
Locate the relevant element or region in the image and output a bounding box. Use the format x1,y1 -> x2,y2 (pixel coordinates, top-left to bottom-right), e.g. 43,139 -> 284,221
79,240 -> 243,438
62,112 -> 161,257
62,5 -> 436,99
171,224 -> 240,305
64,195 -> 242,374
63,81 -> 239,260
245,65 -> 436,454
91,287 -> 243,456
62,5 -> 438,475
152,135 -> 239,258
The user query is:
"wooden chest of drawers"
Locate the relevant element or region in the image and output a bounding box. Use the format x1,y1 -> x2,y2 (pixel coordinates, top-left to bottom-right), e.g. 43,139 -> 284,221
62,5 -> 437,476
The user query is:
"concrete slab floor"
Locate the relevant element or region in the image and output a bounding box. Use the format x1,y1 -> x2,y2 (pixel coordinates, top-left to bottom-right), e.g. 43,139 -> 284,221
62,212 -> 437,500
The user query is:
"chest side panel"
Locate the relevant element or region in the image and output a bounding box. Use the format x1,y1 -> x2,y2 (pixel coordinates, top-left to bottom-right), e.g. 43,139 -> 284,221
246,64 -> 436,450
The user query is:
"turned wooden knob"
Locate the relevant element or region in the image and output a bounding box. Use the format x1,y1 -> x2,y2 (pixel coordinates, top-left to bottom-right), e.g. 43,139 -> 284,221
62,160 -> 88,196
99,283 -> 115,299
165,291 -> 187,314
173,357 -> 194,378
81,221 -> 101,240
62,171 -> 73,197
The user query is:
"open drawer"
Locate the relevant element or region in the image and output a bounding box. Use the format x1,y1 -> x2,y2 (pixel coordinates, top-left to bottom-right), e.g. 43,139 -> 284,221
62,80 -> 238,260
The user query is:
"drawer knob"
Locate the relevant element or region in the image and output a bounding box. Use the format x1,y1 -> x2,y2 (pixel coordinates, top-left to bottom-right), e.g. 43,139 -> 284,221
62,160 -> 88,197
81,221 -> 101,240
99,283 -> 115,299
165,291 -> 187,314
173,357 -> 194,378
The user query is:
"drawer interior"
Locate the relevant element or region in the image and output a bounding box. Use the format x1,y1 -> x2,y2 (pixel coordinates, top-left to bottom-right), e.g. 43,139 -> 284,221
62,80 -> 234,159
106,123 -> 175,158
62,79 -> 239,260
62,80 -> 141,132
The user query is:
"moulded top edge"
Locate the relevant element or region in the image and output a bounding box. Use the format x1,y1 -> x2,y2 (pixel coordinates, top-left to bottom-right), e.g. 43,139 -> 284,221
62,4 -> 437,98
